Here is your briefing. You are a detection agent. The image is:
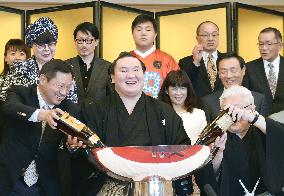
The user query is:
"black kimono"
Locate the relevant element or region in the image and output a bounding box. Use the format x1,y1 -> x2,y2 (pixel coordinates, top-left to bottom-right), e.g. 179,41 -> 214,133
218,119 -> 284,196
82,92 -> 191,195
83,92 -> 189,147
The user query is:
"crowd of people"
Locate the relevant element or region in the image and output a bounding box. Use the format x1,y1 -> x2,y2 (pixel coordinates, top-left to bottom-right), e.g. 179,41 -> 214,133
0,13 -> 283,196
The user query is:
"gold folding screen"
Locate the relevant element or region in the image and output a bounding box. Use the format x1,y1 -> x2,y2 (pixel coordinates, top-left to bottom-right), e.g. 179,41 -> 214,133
28,5 -> 94,60
0,2 -> 284,70
101,7 -> 139,62
158,4 -> 230,62
0,8 -> 23,72
236,5 -> 284,62
100,3 -> 152,62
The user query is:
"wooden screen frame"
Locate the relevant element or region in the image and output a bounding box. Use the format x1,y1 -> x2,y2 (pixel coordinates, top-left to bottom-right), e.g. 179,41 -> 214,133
233,2 -> 284,60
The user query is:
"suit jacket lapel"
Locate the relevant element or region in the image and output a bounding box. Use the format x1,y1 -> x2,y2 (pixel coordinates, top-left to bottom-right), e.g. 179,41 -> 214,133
257,58 -> 273,99
71,57 -> 85,97
212,89 -> 223,118
86,58 -> 104,94
214,51 -> 223,91
275,56 -> 284,98
31,85 -> 40,108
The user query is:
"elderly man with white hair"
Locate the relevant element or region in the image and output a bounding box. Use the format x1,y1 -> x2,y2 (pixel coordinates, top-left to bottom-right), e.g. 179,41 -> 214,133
212,85 -> 284,196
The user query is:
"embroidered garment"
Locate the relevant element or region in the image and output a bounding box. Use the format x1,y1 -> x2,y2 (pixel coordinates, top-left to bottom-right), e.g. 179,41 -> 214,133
0,71 -> 13,102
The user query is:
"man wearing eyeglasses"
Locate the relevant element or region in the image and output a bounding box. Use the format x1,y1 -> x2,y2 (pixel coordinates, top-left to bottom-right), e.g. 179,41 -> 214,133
66,22 -> 112,105
199,52 -> 269,123
65,22 -> 112,196
245,27 -> 284,115
179,21 -> 223,98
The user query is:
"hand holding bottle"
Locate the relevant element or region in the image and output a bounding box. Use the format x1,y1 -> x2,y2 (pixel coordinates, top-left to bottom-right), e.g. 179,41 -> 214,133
66,135 -> 87,149
38,108 -> 64,129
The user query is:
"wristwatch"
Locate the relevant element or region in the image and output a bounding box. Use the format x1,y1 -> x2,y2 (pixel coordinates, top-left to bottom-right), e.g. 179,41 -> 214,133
249,111 -> 259,125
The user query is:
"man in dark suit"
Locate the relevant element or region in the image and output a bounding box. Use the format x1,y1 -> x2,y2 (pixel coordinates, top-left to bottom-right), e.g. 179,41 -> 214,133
179,21 -> 223,98
200,52 -> 269,123
66,22 -> 112,105
245,27 -> 284,115
0,59 -> 79,196
66,22 -> 112,196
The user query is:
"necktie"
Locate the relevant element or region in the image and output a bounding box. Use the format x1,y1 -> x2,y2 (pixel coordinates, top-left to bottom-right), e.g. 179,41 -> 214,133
23,160 -> 39,187
267,63 -> 277,98
24,105 -> 49,187
207,55 -> 217,90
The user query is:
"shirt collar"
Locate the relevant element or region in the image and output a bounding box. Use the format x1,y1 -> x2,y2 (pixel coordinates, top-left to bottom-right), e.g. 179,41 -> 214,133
263,55 -> 280,68
37,87 -> 54,109
77,55 -> 95,66
134,46 -> 156,58
202,50 -> 218,60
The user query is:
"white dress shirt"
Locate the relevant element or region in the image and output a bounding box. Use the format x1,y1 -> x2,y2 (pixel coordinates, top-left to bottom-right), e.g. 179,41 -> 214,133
263,55 -> 280,82
28,87 -> 54,122
202,50 -> 218,70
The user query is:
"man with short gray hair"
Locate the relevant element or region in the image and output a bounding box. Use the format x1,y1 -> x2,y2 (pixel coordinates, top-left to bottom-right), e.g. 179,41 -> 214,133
212,85 -> 284,195
245,27 -> 284,115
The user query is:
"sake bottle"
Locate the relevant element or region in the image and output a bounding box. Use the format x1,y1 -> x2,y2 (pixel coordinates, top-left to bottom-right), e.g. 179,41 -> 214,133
195,108 -> 233,145
56,112 -> 106,148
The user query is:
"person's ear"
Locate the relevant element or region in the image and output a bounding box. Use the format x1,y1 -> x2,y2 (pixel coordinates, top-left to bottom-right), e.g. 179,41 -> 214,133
110,74 -> 115,84
39,74 -> 47,85
94,39 -> 99,47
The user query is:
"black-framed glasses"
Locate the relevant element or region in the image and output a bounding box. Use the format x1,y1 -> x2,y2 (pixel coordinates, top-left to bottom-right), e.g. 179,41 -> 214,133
75,38 -> 95,44
257,42 -> 281,48
198,33 -> 219,39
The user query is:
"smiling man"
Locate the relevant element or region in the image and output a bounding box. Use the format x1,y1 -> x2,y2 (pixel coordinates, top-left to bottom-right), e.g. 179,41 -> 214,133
80,52 -> 190,195
199,52 -> 269,122
0,59 -> 79,196
130,14 -> 179,98
245,27 -> 284,115
179,21 -> 224,98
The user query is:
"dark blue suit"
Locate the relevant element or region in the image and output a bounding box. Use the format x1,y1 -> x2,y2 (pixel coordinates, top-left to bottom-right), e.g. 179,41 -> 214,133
179,52 -> 224,98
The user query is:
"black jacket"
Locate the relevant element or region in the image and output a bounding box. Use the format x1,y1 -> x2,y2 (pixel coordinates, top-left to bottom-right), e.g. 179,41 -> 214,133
0,85 -> 79,196
179,52 -> 223,97
244,56 -> 284,114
